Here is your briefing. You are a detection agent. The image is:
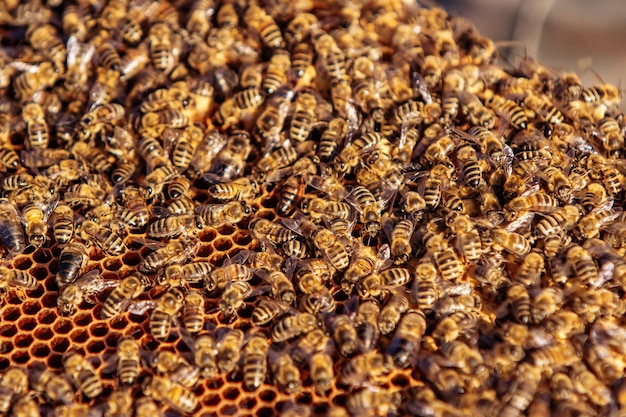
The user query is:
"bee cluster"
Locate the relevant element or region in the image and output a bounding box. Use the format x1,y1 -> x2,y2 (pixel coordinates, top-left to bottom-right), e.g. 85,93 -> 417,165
1,0 -> 626,416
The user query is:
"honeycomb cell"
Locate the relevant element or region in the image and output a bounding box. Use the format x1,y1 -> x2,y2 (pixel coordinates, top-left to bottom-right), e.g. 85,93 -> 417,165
50,337 -> 70,353
86,340 -> 106,354
2,306 -> 20,321
22,300 -> 42,315
0,324 -> 17,338
11,350 -> 29,364
121,252 -> 142,267
233,232 -> 252,246
256,407 -> 274,417
13,257 -> 32,270
33,248 -> 52,264
47,354 -> 63,370
259,390 -> 277,404
214,238 -> 233,251
42,293 -> 59,308
17,317 -> 37,331
103,258 -> 123,271
223,387 -> 240,400
70,329 -> 89,344
30,343 -> 51,358
53,319 -> 72,334
219,404 -> 239,416
34,327 -> 54,341
89,323 -> 109,338
74,313 -> 92,327
200,229 -> 218,242
31,266 -> 50,280
14,333 -> 34,348
110,316 -> 129,330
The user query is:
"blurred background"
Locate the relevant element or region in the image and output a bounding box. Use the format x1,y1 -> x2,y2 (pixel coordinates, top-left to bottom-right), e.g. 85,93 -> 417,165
440,0 -> 626,93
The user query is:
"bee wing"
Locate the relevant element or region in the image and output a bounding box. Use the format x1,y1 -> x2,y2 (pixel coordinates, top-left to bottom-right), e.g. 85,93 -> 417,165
127,300 -> 158,316
128,237 -> 166,250
9,61 -> 39,73
595,262 -> 615,289
149,206 -> 172,219
248,284 -> 273,299
412,71 -> 433,104
162,127 -> 182,156
504,212 -> 535,233
264,166 -> 295,184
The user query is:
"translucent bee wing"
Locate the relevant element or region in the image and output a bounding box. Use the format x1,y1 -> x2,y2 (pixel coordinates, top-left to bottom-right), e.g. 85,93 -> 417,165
127,300 -> 158,315
504,212 -> 535,233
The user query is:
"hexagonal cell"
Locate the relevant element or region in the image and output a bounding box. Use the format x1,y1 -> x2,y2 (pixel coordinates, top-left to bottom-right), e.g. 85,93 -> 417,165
50,337 -> 70,354
88,322 -> 109,338
17,317 -> 37,331
1,306 -> 20,321
213,238 -> 233,251
30,343 -> 51,358
34,327 -> 54,341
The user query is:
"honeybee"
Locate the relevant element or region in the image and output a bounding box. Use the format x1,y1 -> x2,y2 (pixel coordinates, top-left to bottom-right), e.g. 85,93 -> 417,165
219,280 -> 255,317
245,5 -> 285,49
354,300 -> 380,353
242,333 -> 269,391
139,239 -> 198,274
32,369 -> 74,405
423,163 -> 454,210
195,201 -> 252,227
78,220 -> 127,256
336,132 -> 384,175
261,270 -> 295,304
208,263 -> 253,291
250,218 -> 297,247
142,375 -> 199,414
576,205 -> 623,240
251,297 -> 292,326
100,275 -> 145,319
581,84 -> 622,107
0,368 -> 28,414
484,93 -> 528,129
309,352 -> 334,395
263,49 -> 291,95
512,249 -> 545,288
270,350 -> 301,394
386,310 -> 426,368
150,287 -> 184,341
505,283 -> 531,324
409,263 -> 438,313
504,192 -> 559,222
290,42 -> 315,83
183,291 -> 205,334
439,339 -> 484,375
317,118 -> 347,162
346,387 -> 401,417
21,102 -> 49,149
75,103 -> 125,141
340,351 -> 392,388
272,312 -> 317,342
207,177 -> 259,201
141,165 -> 180,201
327,314 -> 358,357
103,389 -> 132,417
12,61 -> 59,104
0,199 -> 26,253
147,214 -> 204,239
565,245 -> 600,287
216,328 -> 244,374
383,217 -> 415,264
63,351 -> 103,399
379,290 -> 409,335
425,234 -> 464,282
57,270 -> 116,316
491,229 -> 531,257
153,351 -> 199,389
193,334 -> 218,380
116,336 -> 141,386
118,185 -> 149,229
56,242 -> 90,287
147,23 -> 177,72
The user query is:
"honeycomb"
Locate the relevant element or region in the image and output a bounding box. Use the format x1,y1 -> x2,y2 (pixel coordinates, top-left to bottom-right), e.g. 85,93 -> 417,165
1,0 -> 626,416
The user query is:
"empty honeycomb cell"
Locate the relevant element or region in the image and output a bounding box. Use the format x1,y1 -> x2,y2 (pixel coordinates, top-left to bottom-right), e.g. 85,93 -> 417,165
13,257 -> 32,270
233,232 -> 252,246
261,197 -> 279,210
11,350 -> 29,364
91,250 -> 106,261
105,333 -> 121,348
103,258 -> 122,271
121,252 -> 142,266
47,354 -> 63,370
218,224 -> 235,236
22,300 -> 42,315
256,407 -> 274,417
33,248 -> 52,264
203,393 -> 222,407
259,390 -> 277,404
30,342 -> 51,358
200,229 -> 218,242
51,337 -> 70,354
34,327 -> 54,341
70,329 -> 89,344
239,396 -> 257,410
89,323 -> 109,338
391,374 -> 410,387
31,266 -> 50,280
17,317 -> 37,331
197,244 -> 212,257
214,238 -> 233,251
86,340 -> 105,354
37,309 -> 57,325
1,306 -> 20,321
256,209 -> 276,221
44,279 -> 59,293
219,404 -> 239,416
27,285 -> 45,298
0,324 -> 17,338
53,319 -> 72,334
0,358 -> 8,371
223,387 -> 240,400
74,313 -> 92,327
110,316 -> 129,330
